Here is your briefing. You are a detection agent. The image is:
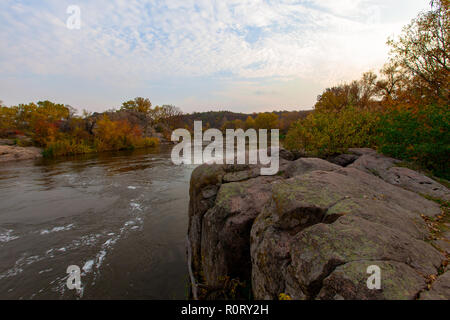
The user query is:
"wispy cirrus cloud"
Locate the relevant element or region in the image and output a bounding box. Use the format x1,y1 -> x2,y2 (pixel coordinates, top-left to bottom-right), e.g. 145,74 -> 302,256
0,0 -> 429,112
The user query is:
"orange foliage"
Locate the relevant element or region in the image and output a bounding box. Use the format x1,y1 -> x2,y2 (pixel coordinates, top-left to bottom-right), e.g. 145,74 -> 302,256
94,115 -> 158,152
0,100 -> 159,157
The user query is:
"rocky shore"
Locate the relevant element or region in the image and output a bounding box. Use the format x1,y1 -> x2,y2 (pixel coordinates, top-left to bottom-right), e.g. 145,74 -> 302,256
188,148 -> 449,300
0,145 -> 42,162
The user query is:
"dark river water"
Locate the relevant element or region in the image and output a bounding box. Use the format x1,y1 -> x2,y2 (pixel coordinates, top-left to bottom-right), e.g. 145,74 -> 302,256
0,145 -> 197,299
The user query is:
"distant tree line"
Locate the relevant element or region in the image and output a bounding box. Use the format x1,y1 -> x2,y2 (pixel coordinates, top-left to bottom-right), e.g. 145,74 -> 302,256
181,110 -> 310,136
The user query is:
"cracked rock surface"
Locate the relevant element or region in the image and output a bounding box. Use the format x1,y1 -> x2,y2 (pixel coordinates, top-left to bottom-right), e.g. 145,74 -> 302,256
188,148 -> 450,300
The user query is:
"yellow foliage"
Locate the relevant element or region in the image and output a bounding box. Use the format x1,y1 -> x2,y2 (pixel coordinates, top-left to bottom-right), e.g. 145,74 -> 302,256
245,116 -> 255,130
285,106 -> 380,156
137,137 -> 159,148
43,138 -> 94,157
0,106 -> 18,136
93,115 -> 159,152
279,293 -> 292,300
254,113 -> 279,130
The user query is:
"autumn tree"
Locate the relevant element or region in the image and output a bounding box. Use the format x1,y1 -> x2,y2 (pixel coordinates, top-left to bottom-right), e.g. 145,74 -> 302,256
254,113 -> 279,130
387,0 -> 449,101
36,101 -> 71,120
151,104 -> 183,128
375,62 -> 408,102
245,116 -> 255,130
278,111 -> 309,133
0,105 -> 18,136
233,119 -> 245,129
220,120 -> 235,131
315,72 -> 380,112
121,97 -> 152,114
93,115 -> 144,151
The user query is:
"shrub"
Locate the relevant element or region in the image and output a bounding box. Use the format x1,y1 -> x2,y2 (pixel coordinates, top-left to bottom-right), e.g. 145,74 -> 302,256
254,113 -> 279,130
136,137 -> 159,148
378,104 -> 450,179
43,138 -> 93,157
285,106 -> 380,156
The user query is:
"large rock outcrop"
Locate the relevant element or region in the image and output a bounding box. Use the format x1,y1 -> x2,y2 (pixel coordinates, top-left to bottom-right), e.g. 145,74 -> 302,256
188,148 -> 450,300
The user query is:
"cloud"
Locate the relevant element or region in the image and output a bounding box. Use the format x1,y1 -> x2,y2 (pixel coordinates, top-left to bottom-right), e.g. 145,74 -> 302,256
0,0 -> 430,112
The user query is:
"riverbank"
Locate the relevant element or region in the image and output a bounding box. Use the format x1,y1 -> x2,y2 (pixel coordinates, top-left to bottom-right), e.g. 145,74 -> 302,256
0,138 -> 175,163
0,145 -> 43,162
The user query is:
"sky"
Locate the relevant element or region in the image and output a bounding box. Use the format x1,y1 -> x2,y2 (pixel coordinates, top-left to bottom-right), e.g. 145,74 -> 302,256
0,0 -> 431,114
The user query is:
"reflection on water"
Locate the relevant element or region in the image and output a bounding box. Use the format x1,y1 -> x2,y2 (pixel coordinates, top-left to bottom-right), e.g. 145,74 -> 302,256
0,145 -> 196,299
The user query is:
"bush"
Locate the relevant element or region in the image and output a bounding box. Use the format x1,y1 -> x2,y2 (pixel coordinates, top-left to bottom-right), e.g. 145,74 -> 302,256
136,137 -> 159,148
254,113 -> 279,130
378,104 -> 450,179
285,106 -> 380,157
43,139 -> 94,157
0,106 -> 18,137
94,116 -> 139,151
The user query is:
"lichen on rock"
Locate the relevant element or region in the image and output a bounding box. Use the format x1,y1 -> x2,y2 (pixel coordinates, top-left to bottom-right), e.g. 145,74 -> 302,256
187,149 -> 450,300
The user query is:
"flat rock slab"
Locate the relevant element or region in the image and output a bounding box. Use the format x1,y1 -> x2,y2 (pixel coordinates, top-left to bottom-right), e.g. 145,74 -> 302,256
349,153 -> 449,201
0,146 -> 42,162
251,168 -> 444,300
284,158 -> 341,178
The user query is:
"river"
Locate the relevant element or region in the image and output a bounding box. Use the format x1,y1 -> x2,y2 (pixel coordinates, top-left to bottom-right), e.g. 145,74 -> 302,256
0,145 -> 197,299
